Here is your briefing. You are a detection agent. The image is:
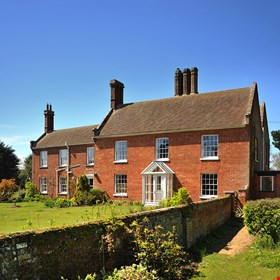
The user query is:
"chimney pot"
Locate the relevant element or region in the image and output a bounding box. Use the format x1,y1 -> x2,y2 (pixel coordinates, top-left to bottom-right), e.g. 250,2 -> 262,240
190,67 -> 198,94
183,68 -> 191,95
174,68 -> 183,96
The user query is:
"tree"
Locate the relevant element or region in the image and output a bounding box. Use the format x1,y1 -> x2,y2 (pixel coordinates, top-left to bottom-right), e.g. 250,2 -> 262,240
271,130 -> 280,150
271,153 -> 280,170
0,140 -> 19,181
18,154 -> 32,186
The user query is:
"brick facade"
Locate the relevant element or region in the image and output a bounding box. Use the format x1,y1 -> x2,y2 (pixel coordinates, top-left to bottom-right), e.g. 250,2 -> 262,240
31,68 -> 273,204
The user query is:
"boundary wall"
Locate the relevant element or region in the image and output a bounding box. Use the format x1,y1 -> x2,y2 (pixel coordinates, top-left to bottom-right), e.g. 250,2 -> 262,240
0,196 -> 232,280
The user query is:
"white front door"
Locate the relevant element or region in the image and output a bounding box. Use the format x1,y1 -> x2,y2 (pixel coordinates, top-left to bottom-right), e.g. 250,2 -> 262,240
144,174 -> 166,205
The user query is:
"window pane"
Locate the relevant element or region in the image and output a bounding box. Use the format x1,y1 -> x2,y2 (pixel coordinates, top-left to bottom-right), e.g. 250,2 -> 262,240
40,177 -> 47,193
40,151 -> 48,167
201,174 -> 218,196
59,177 -> 67,193
261,176 -> 273,192
202,135 -> 218,158
115,141 -> 127,161
59,149 -> 68,166
156,138 -> 169,159
87,147 -> 94,165
115,174 -> 127,194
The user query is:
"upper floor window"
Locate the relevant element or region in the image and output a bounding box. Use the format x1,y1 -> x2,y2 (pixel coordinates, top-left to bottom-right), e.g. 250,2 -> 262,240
40,151 -> 48,167
59,176 -> 67,194
40,177 -> 47,194
115,141 -> 127,162
201,135 -> 219,160
156,138 -> 169,160
201,174 -> 218,198
87,147 -> 94,165
114,174 -> 127,196
260,176 -> 274,192
59,149 -> 68,166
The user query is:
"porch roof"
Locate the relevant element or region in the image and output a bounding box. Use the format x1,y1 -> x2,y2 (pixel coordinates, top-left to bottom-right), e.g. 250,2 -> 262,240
141,161 -> 175,175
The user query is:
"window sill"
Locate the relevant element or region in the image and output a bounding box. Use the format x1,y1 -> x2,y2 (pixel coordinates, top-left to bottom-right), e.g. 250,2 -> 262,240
40,166 -> 48,169
200,157 -> 219,161
113,193 -> 128,197
155,158 -> 170,162
260,190 -> 274,192
86,164 -> 94,167
40,192 -> 48,195
114,160 -> 128,164
200,195 -> 218,200
58,192 -> 67,195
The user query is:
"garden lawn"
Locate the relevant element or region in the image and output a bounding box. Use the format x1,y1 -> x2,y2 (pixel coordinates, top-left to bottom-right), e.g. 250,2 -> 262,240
0,201 -> 148,235
193,246 -> 280,280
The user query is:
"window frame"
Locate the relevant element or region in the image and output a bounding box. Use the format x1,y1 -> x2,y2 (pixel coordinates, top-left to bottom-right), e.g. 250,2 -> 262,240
40,151 -> 48,168
114,141 -> 128,163
200,173 -> 218,198
86,174 -> 94,189
39,177 -> 47,194
201,134 -> 219,160
114,174 -> 127,197
260,176 -> 274,192
155,138 -> 169,161
87,147 -> 95,166
59,176 -> 67,194
59,149 -> 68,167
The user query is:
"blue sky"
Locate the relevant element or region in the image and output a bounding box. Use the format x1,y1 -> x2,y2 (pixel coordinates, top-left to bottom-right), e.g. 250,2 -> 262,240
1,0 -> 280,161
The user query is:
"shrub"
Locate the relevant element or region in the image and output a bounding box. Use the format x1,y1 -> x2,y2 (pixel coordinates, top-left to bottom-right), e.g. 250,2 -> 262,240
106,263 -> 159,280
129,219 -> 196,280
160,187 -> 191,207
0,179 -> 19,202
44,198 -> 56,208
10,189 -> 26,204
44,198 -> 72,208
24,181 -> 37,201
243,198 -> 280,244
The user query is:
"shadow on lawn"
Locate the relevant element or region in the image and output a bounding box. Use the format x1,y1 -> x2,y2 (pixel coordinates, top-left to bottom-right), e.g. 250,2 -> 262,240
190,217 -> 244,262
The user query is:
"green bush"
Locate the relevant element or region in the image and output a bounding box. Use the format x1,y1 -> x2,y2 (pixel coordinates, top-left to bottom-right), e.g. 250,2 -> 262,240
129,219 -> 196,280
160,187 -> 191,207
10,189 -> 26,204
44,198 -> 72,208
24,181 -> 37,200
243,198 -> 280,243
106,263 -> 159,280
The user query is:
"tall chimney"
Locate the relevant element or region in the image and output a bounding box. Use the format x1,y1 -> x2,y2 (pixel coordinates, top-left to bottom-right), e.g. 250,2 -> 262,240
190,67 -> 198,94
110,79 -> 124,109
174,68 -> 183,96
44,103 -> 54,133
183,68 -> 191,95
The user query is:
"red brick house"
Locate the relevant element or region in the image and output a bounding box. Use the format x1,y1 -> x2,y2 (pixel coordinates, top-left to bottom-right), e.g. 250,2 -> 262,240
31,67 -> 272,205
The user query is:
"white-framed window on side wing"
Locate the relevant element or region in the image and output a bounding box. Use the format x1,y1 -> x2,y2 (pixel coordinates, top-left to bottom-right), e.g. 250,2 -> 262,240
201,135 -> 219,160
40,151 -> 48,167
87,147 -> 94,165
115,141 -> 127,163
156,138 -> 169,160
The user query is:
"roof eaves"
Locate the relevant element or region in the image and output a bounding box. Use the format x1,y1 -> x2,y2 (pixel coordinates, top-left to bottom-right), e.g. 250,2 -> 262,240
95,125 -> 247,139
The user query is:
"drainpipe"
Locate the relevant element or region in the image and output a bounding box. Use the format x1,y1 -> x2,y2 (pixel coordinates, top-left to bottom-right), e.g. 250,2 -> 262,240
65,142 -> 70,199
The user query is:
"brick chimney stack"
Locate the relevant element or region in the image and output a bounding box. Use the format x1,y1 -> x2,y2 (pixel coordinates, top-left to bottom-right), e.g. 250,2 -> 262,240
190,67 -> 198,94
110,79 -> 124,110
183,68 -> 191,95
44,104 -> 54,133
174,68 -> 183,96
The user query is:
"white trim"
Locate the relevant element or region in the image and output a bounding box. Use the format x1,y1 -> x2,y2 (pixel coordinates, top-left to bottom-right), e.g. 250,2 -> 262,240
115,141 -> 128,161
199,195 -> 218,199
113,159 -> 128,164
200,157 -> 219,161
87,147 -> 95,166
201,134 -> 219,159
155,137 -> 169,160
40,151 -> 48,168
113,193 -> 128,197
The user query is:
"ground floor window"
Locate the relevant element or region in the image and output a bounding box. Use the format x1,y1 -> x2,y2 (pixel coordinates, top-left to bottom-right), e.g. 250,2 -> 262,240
86,174 -> 94,189
201,174 -> 218,198
59,176 -> 67,194
40,177 -> 47,194
114,174 -> 127,196
260,176 -> 274,192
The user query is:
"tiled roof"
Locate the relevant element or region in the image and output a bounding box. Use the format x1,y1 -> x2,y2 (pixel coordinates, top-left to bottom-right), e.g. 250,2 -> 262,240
97,85 -> 254,137
33,125 -> 97,149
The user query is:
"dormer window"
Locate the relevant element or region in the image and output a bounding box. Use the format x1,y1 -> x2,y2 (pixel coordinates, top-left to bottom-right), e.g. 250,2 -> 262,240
156,138 -> 169,160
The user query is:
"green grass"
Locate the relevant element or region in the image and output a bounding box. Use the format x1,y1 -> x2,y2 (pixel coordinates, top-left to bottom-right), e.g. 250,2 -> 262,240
0,201 -> 150,235
191,218 -> 280,280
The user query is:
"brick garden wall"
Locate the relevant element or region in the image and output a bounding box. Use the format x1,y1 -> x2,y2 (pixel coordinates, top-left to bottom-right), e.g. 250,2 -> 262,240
0,196 -> 232,280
